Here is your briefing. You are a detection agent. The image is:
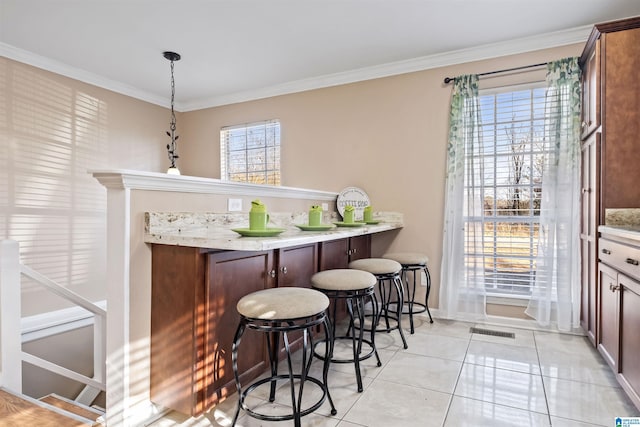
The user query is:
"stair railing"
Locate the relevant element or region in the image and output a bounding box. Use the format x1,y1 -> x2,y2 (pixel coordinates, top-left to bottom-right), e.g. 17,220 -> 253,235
0,239 -> 106,400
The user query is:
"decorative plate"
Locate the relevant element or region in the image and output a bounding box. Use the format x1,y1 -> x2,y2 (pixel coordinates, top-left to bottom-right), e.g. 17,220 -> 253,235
231,228 -> 286,237
337,187 -> 370,221
295,224 -> 336,231
333,222 -> 365,228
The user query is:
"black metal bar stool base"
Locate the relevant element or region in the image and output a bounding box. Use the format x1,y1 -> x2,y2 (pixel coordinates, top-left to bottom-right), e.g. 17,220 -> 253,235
313,290 -> 382,392
232,288 -> 337,427
400,264 -> 434,334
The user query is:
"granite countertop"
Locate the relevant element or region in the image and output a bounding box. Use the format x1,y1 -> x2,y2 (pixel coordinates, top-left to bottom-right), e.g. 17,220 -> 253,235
144,211 -> 404,251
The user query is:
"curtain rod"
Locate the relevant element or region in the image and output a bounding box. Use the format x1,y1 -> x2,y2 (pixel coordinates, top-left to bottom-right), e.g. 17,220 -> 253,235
443,62 -> 548,84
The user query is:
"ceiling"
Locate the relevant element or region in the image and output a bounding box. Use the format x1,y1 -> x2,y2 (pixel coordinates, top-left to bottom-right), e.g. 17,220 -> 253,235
2,1 -> 640,111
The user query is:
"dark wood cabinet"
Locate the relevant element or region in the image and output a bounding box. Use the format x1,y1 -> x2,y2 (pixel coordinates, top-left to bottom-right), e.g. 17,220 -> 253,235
274,243 -> 319,353
318,235 -> 371,320
150,245 -> 207,416
318,235 -> 371,270
579,17 -> 640,348
276,243 -> 318,288
204,250 -> 276,407
598,233 -> 640,410
150,233 -> 374,416
150,245 -> 275,416
349,235 -> 371,263
579,18 -> 640,217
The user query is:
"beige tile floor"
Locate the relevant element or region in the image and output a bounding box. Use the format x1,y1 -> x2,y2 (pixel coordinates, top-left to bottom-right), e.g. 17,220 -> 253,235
150,316 -> 639,427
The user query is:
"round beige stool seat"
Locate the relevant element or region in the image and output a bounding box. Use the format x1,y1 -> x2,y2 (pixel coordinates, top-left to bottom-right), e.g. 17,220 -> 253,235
311,268 -> 377,291
383,252 -> 428,266
383,252 -> 433,333
348,258 -> 401,276
348,258 -> 407,349
311,269 -> 381,392
232,287 -> 336,427
237,287 -> 329,319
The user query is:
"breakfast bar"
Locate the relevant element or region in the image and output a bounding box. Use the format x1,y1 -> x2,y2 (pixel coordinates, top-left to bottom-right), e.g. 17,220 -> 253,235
144,210 -> 403,416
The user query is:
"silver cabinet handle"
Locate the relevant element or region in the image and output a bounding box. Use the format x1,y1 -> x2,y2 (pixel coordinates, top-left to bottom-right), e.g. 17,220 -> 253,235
269,269 -> 276,278
602,248 -> 611,255
281,266 -> 288,275
626,258 -> 639,266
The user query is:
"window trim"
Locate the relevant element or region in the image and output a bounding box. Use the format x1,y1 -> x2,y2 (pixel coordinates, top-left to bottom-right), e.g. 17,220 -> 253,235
220,119 -> 281,185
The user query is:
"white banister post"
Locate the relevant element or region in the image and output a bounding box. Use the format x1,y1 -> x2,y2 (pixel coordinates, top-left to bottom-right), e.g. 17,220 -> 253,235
0,239 -> 23,393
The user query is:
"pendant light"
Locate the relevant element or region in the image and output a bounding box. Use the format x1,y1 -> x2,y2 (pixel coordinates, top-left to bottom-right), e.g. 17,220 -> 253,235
164,51 -> 181,175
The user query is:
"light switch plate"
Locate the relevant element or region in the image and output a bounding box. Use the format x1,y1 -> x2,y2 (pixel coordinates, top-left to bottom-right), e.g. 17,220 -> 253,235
228,198 -> 242,212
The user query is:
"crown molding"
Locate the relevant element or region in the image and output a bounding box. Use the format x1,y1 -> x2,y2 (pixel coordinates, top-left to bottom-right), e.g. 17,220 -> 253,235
0,42 -> 170,109
180,25 -> 592,111
2,25 -> 591,112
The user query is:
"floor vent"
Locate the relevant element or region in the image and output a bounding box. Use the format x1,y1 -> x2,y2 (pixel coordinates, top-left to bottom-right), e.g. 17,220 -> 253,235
469,327 -> 515,339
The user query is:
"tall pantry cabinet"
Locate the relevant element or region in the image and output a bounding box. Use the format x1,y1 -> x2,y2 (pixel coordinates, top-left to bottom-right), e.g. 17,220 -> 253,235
579,17 -> 640,352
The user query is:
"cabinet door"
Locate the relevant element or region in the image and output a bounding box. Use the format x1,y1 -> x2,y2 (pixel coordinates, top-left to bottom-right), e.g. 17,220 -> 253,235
598,262 -> 620,371
277,243 -> 318,288
205,250 -> 275,411
580,132 -> 600,238
601,27 -> 640,211
619,274 -> 640,409
318,238 -> 350,270
348,234 -> 371,262
581,40 -> 600,139
580,131 -> 600,346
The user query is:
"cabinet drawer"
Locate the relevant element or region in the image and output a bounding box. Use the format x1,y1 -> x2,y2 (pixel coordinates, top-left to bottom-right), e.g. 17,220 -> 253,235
599,238 -> 640,281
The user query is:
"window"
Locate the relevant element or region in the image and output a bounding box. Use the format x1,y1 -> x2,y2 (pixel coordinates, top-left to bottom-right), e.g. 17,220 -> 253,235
471,83 -> 550,298
220,120 -> 281,185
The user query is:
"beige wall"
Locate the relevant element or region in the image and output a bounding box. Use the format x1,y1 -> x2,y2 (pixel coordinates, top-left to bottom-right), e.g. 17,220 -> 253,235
180,43 -> 583,314
0,57 -> 170,315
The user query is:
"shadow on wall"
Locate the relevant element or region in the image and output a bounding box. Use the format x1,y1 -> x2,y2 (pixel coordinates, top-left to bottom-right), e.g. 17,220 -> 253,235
0,59 -> 110,316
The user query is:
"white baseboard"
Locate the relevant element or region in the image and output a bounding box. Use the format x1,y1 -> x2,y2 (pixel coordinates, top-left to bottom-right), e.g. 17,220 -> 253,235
21,300 -> 107,343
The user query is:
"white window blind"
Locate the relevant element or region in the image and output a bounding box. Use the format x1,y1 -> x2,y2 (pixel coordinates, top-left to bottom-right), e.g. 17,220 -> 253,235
471,82 -> 550,298
220,119 -> 281,185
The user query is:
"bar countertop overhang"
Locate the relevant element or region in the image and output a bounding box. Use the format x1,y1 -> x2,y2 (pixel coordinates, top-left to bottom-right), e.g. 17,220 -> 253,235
144,211 -> 404,251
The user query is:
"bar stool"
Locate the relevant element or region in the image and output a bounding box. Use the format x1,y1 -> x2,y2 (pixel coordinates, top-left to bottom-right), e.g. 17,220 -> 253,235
311,269 -> 382,392
383,252 -> 434,334
348,258 -> 408,349
231,287 -> 337,427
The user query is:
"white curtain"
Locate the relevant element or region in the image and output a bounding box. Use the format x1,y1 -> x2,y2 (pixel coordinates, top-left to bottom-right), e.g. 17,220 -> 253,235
439,74 -> 487,321
525,58 -> 582,331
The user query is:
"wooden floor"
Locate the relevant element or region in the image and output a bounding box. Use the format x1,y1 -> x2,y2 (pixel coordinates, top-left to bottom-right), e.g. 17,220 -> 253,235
0,389 -> 91,426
